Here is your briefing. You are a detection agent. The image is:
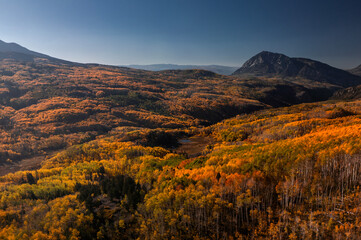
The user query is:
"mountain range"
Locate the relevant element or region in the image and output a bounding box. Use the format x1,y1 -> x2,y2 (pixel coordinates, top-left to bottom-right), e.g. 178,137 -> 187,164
122,64 -> 238,75
0,40 -> 360,108
1,39 -> 360,86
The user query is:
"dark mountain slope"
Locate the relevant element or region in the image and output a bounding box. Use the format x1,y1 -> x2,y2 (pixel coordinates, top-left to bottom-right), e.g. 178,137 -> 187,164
332,84 -> 361,100
348,64 -> 361,76
233,51 -> 361,88
0,40 -> 76,65
0,40 -> 49,58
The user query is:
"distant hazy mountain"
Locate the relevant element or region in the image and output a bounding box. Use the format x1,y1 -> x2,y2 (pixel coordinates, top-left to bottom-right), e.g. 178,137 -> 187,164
348,64 -> 361,77
232,51 -> 361,88
123,64 -> 238,75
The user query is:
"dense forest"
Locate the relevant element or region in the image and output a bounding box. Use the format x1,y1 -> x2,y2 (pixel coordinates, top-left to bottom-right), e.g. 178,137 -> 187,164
0,99 -> 360,239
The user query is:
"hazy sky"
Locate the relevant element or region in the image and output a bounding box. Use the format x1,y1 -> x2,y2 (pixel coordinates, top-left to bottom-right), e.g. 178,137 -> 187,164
0,0 -> 360,68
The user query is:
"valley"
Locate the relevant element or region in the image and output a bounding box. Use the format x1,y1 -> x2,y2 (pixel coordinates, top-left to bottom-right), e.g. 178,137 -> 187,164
1,48 -> 359,170
0,41 -> 360,239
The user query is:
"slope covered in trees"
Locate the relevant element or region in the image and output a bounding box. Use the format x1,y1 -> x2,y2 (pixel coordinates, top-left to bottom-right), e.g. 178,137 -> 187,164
0,99 -> 360,239
0,57 -> 343,170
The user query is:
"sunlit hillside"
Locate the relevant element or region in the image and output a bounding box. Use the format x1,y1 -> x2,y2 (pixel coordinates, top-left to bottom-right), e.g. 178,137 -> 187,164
1,0 -> 361,239
0,57 -> 342,174
0,99 -> 360,239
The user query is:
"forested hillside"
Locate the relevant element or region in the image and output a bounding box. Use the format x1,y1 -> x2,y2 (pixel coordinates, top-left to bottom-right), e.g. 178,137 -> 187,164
0,57 -> 343,172
1,43 -> 361,239
0,99 -> 360,239
1,0 -> 361,237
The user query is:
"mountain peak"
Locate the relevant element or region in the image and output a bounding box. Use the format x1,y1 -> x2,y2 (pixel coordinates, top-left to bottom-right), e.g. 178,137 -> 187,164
253,51 -> 288,58
240,51 -> 291,70
232,51 -> 361,88
234,51 -> 297,77
257,50 -> 284,56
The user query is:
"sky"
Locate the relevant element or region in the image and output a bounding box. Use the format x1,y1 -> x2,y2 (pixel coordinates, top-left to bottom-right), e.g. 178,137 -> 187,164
0,0 -> 361,69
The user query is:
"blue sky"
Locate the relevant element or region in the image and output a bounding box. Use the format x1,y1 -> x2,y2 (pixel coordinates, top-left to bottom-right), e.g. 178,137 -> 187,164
0,0 -> 360,68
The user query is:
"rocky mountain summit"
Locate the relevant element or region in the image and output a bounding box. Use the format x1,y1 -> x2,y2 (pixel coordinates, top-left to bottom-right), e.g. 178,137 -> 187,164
233,51 -> 361,87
